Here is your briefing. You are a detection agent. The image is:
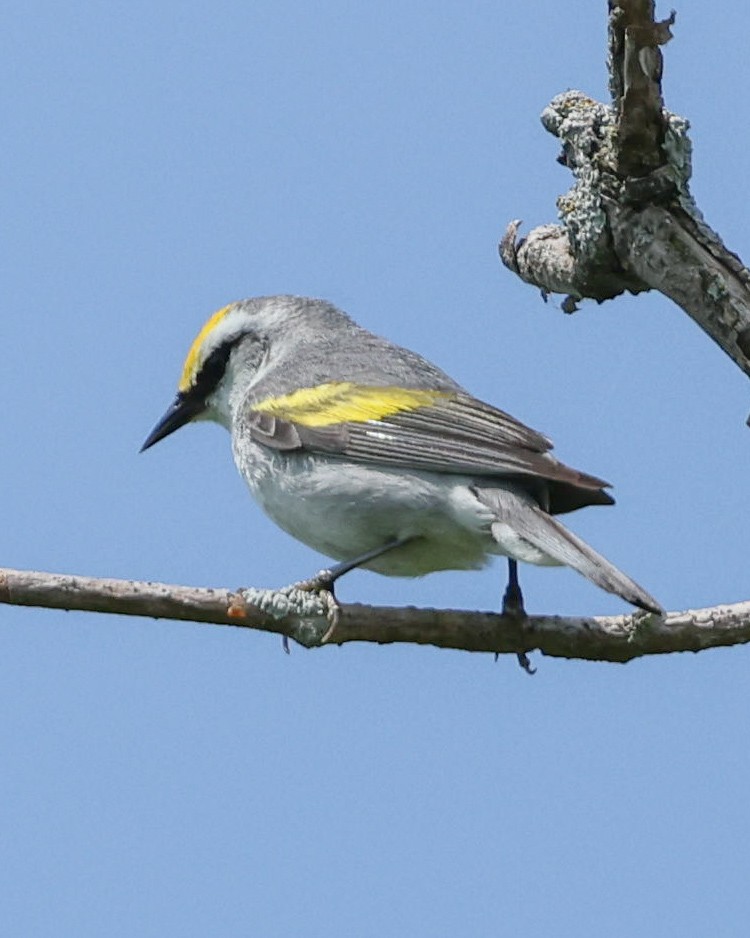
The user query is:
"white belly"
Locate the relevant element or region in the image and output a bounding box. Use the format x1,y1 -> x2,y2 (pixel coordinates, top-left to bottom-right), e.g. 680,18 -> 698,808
232,441 -> 496,576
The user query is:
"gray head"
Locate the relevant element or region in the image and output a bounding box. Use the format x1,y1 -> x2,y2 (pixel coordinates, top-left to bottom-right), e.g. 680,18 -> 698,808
140,296 -> 360,450
140,294 -> 458,452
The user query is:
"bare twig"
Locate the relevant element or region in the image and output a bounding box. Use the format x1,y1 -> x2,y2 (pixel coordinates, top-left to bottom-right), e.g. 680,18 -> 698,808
1,566 -> 747,663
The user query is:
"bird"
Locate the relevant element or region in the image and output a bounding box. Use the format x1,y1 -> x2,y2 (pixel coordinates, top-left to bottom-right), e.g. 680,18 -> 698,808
141,295 -> 661,636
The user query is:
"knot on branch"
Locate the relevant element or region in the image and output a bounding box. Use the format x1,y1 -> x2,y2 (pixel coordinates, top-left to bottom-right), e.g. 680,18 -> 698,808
237,586 -> 330,647
501,89 -> 652,307
500,2 -> 750,390
499,6 -> 695,314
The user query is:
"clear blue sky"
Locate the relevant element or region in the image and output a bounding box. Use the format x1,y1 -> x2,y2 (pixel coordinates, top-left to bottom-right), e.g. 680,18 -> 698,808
2,2 -> 748,935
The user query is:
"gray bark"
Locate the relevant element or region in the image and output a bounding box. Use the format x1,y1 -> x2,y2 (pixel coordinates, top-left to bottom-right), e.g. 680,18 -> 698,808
2,566 -> 749,664
499,1 -> 750,387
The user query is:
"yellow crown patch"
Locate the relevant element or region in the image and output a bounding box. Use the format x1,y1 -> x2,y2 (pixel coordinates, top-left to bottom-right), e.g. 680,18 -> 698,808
178,304 -> 234,392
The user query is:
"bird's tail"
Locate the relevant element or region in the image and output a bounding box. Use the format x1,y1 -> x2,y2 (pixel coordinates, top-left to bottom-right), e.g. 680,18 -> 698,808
479,486 -> 662,614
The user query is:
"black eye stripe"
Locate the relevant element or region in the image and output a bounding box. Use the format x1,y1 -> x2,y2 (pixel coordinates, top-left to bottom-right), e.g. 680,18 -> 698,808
190,342 -> 234,399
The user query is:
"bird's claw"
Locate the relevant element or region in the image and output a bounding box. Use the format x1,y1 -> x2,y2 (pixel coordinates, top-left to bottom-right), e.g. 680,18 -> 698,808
286,569 -> 342,644
515,651 -> 536,675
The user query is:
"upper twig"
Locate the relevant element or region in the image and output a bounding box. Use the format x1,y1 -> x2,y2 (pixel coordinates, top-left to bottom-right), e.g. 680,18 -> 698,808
499,1 -> 750,390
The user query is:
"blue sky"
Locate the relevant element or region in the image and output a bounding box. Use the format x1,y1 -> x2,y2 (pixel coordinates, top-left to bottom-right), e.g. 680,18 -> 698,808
2,2 -> 749,935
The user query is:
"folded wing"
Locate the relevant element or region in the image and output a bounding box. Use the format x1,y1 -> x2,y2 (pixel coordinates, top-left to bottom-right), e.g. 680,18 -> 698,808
245,388 -> 614,514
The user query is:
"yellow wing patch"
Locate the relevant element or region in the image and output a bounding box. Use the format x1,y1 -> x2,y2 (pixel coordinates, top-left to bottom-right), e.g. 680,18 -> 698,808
254,382 -> 452,427
178,304 -> 235,392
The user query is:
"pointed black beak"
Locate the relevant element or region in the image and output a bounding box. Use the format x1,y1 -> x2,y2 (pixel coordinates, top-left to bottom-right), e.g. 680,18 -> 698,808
140,394 -> 205,452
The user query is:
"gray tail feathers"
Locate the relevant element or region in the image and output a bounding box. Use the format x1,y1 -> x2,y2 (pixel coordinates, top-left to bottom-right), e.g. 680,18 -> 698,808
479,486 -> 662,614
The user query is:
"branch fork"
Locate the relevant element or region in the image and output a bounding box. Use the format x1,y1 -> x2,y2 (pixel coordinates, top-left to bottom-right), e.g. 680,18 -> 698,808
500,1 -> 750,386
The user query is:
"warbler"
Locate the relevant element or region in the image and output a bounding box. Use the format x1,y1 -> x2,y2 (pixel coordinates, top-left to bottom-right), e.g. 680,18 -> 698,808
141,295 -> 661,618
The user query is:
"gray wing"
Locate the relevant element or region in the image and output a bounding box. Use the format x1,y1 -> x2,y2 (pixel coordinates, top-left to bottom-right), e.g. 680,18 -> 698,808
245,391 -> 614,514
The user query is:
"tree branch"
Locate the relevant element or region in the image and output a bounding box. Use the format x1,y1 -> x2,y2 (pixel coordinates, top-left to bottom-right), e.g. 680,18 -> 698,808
499,0 -> 750,390
11,6 -> 745,663
2,565 -> 748,663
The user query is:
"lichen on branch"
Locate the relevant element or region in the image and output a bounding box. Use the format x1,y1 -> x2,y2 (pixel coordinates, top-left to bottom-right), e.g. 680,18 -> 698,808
499,1 -> 750,384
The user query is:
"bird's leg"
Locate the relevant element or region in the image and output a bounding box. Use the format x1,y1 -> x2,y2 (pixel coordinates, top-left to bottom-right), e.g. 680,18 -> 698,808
286,536 -> 414,645
500,559 -> 536,675
502,558 -> 525,617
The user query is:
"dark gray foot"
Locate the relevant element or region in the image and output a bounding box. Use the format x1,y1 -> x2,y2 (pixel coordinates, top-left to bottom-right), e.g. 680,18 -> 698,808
502,558 -> 525,617
501,559 -> 536,675
515,651 -> 536,675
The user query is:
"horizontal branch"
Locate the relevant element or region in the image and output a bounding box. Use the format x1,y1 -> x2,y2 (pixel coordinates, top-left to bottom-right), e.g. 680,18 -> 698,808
1,565 -> 748,664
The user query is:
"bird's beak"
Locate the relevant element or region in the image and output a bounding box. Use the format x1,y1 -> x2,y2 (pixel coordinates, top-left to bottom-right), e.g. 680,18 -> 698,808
140,393 -> 204,452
